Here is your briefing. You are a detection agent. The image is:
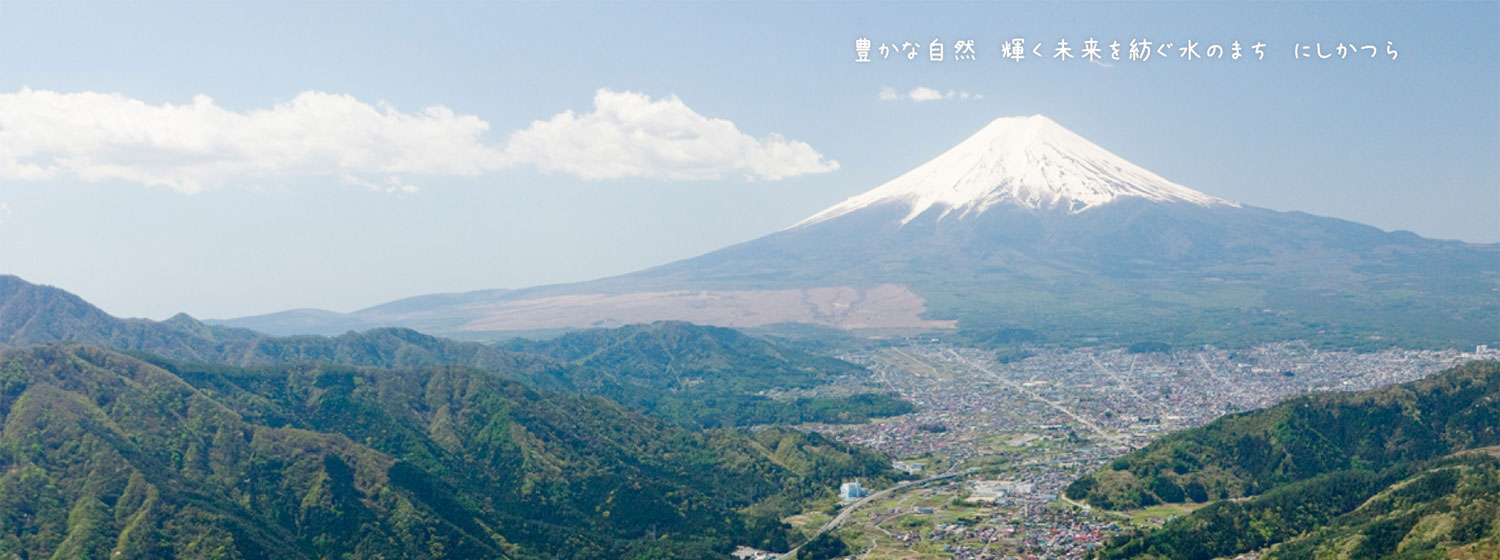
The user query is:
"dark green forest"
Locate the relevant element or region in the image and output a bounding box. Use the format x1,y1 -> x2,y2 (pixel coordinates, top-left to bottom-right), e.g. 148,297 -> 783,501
0,345 -> 900,559
1068,360 -> 1500,559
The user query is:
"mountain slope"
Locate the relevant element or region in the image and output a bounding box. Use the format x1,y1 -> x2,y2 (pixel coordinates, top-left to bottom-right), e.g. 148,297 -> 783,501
1,274 -> 263,360
1261,450 -> 1500,560
1067,360 -> 1500,560
1069,360 -> 1500,508
797,114 -> 1232,226
1,275 -> 909,429
504,321 -> 913,428
216,116 -> 1499,348
2,274 -> 577,383
0,344 -> 899,559
505,320 -> 861,390
1097,452 -> 1500,560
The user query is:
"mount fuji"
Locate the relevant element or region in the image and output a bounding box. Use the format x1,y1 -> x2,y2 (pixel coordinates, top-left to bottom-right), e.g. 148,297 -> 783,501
221,116 -> 1499,348
798,114 -> 1233,226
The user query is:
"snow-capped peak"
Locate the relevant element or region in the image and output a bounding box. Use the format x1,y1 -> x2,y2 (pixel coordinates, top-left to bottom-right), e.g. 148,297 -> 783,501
795,115 -> 1236,227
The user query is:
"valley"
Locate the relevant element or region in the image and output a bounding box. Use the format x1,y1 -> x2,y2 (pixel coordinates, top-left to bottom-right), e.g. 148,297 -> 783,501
8,4 -> 1497,559
756,341 -> 1491,559
7,272 -> 1495,559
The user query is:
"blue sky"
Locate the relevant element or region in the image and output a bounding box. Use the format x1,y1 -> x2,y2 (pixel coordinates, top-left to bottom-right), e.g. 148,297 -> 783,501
1,1 -> 1496,320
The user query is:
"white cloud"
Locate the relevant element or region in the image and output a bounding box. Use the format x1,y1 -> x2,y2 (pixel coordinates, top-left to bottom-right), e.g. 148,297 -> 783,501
338,172 -> 421,194
878,86 -> 983,102
503,89 -> 838,181
0,87 -> 836,192
908,87 -> 945,102
0,88 -> 505,193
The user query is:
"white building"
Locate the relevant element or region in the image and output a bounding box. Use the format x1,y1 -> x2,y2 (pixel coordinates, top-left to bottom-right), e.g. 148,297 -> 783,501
892,460 -> 925,474
839,479 -> 868,500
731,546 -> 777,560
969,480 -> 1034,502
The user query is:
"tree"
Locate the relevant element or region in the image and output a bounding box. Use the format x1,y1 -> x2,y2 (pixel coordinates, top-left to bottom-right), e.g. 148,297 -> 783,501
798,533 -> 849,560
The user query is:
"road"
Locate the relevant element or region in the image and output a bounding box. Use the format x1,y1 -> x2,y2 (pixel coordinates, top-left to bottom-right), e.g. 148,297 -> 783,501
1090,354 -> 1167,418
890,347 -> 943,378
775,471 -> 965,559
943,349 -> 1123,443
1196,354 -> 1238,389
1059,494 -> 1127,520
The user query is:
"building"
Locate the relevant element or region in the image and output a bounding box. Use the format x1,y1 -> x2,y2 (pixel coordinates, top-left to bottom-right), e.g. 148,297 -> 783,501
840,479 -> 868,500
731,546 -> 777,560
969,480 -> 1034,502
892,460 -> 925,474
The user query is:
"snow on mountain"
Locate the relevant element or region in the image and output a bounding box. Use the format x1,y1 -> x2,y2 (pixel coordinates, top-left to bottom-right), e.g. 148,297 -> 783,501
214,114 -> 1498,346
795,114 -> 1236,227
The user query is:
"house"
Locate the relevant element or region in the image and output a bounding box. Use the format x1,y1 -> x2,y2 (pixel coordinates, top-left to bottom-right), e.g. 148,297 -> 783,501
892,460 -> 925,474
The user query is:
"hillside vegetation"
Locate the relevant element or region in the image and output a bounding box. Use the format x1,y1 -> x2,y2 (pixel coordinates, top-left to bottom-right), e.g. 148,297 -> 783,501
0,344 -> 899,559
1,275 -> 912,429
506,321 -> 913,428
1067,360 -> 1500,560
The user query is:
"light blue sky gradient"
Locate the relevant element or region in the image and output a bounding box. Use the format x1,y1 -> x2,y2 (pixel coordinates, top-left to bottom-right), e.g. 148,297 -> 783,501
1,1 -> 1496,319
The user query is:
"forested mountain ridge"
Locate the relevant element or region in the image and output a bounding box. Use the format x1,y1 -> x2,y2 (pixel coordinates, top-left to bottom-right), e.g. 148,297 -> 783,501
0,344 -> 898,559
505,321 -> 913,427
1,274 -> 261,360
1257,449 -> 1500,560
504,320 -> 861,386
1068,360 -> 1500,560
1,274 -> 556,374
0,275 -> 910,428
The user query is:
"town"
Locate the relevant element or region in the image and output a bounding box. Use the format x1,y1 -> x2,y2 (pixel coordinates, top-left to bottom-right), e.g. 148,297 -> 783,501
759,341 -> 1486,559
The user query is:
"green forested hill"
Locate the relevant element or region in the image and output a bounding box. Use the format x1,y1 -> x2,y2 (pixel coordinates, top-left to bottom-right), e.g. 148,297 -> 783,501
1,276 -> 910,429
1261,449 -> 1500,560
506,321 -> 913,428
1067,360 -> 1500,560
0,274 -> 261,361
504,321 -> 858,382
0,345 -> 897,559
1095,451 -> 1500,560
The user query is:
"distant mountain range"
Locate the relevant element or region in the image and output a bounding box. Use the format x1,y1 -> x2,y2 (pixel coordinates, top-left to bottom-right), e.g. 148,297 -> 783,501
0,274 -> 907,428
0,274 -> 559,376
216,116 -> 1500,349
1069,359 -> 1500,559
